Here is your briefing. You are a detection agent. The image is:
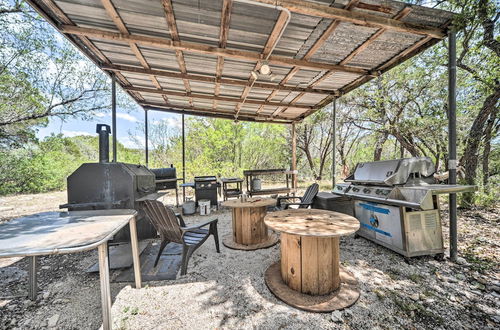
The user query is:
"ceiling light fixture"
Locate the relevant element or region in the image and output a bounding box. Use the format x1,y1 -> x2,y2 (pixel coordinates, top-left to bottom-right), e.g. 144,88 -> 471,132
259,61 -> 271,75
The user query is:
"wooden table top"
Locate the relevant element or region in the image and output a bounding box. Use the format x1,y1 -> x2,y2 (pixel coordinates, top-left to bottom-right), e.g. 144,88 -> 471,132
222,197 -> 276,208
0,209 -> 137,258
264,209 -> 359,237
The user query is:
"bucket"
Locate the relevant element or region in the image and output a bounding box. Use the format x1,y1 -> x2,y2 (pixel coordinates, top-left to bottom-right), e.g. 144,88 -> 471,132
251,178 -> 262,191
182,200 -> 196,215
199,199 -> 211,215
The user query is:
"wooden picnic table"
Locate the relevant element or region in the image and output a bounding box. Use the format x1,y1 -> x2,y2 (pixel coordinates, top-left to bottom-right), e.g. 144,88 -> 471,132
0,209 -> 142,330
221,197 -> 279,250
264,209 -> 360,312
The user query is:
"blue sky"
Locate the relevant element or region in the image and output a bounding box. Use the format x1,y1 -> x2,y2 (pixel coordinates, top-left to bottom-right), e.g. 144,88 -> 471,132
36,106 -> 182,149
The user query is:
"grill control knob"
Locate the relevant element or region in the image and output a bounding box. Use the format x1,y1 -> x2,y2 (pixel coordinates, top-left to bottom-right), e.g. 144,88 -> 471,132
363,188 -> 371,194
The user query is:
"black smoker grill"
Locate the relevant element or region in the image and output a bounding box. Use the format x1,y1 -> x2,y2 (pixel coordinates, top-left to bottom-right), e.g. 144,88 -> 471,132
60,124 -> 160,242
151,166 -> 179,206
194,176 -> 219,209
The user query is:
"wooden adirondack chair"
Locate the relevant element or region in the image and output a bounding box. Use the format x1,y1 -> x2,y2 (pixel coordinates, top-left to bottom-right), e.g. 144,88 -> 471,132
142,200 -> 220,275
276,183 -> 319,210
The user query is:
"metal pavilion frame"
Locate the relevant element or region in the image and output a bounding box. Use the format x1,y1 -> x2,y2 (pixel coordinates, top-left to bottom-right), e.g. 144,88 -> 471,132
27,0 -> 459,261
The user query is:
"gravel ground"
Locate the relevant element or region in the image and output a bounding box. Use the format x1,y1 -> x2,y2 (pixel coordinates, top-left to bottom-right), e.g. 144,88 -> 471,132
0,191 -> 498,329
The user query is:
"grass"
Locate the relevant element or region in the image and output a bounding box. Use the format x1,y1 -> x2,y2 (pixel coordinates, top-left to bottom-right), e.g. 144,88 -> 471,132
409,273 -> 424,283
388,291 -> 444,326
463,239 -> 497,273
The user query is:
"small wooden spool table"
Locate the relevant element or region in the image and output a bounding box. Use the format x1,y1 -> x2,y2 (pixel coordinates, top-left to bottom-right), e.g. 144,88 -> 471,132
222,197 -> 279,250
264,209 -> 360,312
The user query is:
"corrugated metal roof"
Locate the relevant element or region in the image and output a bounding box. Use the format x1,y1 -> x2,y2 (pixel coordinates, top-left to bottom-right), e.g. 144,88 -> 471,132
28,0 -> 454,123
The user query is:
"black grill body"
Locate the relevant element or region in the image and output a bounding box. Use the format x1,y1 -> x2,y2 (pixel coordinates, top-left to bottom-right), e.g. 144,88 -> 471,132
65,162 -> 158,242
194,176 -> 219,207
151,167 -> 177,190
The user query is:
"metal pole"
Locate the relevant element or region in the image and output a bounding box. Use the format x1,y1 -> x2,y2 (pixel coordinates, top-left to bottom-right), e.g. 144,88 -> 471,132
291,122 -> 297,190
144,109 -> 149,167
182,114 -> 186,202
332,99 -> 336,189
448,29 -> 458,262
111,74 -> 117,162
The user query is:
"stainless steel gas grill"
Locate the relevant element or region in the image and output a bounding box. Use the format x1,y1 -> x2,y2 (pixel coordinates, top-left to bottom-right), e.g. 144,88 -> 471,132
333,157 -> 476,258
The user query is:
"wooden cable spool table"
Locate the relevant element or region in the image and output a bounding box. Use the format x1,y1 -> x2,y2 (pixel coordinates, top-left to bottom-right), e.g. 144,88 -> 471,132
264,209 -> 360,312
222,197 -> 279,250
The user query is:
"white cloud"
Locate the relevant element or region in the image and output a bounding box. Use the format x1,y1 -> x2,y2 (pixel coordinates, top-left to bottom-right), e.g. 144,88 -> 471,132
116,113 -> 138,122
62,130 -> 93,137
120,136 -> 145,149
152,117 -> 181,128
93,112 -> 106,118
163,117 -> 181,129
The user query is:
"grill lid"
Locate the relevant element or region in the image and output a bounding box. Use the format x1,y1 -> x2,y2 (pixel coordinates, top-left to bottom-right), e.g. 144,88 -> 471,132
345,157 -> 435,186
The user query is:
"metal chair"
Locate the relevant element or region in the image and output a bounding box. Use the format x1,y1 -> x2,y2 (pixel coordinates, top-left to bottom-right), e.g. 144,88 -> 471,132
142,200 -> 220,275
276,183 -> 319,210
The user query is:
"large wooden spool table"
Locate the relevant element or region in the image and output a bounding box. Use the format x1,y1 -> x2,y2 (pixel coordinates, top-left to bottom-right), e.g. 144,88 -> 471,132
264,209 -> 360,312
222,197 -> 279,250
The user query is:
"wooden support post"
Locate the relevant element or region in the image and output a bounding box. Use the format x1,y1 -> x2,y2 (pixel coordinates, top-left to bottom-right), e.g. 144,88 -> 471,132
129,217 -> 142,289
98,242 -> 112,330
28,256 -> 37,301
291,123 -> 297,190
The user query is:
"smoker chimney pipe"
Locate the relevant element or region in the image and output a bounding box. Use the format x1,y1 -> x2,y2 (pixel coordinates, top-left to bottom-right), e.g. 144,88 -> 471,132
96,124 -> 111,163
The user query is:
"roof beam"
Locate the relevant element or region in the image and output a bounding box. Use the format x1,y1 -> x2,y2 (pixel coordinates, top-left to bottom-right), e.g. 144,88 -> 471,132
299,25 -> 446,122
295,6 -> 414,119
60,25 -> 368,75
100,0 -> 165,103
267,0 -> 359,117
161,0 -> 193,106
250,0 -> 446,38
235,10 -> 290,116
341,7 -> 413,65
214,0 -> 233,110
142,103 -> 293,124
125,86 -> 311,109
102,64 -> 334,94
36,0 -> 143,101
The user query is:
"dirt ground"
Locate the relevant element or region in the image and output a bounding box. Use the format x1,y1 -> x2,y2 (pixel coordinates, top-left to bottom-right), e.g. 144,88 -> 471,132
0,191 -> 499,329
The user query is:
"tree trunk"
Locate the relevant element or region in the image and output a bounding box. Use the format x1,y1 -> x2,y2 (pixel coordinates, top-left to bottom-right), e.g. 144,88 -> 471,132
392,131 -> 420,157
461,86 -> 500,206
373,132 -> 388,161
482,111 -> 496,189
